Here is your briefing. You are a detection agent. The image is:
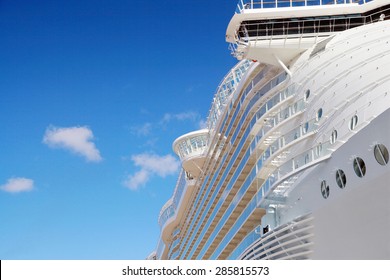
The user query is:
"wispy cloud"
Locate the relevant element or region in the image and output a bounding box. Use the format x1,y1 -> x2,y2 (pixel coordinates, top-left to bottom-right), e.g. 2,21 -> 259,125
123,169 -> 149,191
130,122 -> 152,137
123,153 -> 180,191
130,111 -> 204,146
1,177 -> 34,193
198,118 -> 208,129
43,126 -> 102,162
160,111 -> 200,125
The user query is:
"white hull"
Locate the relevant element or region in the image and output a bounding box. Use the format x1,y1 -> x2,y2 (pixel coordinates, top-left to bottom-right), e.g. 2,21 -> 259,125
241,20 -> 390,260
242,107 -> 390,259
152,1 -> 390,260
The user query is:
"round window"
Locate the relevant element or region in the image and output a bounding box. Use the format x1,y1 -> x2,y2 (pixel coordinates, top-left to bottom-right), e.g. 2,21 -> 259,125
349,115 -> 358,130
330,130 -> 338,144
335,169 -> 347,189
305,89 -> 310,101
353,157 -> 366,178
374,144 -> 389,165
316,108 -> 323,121
321,180 -> 330,199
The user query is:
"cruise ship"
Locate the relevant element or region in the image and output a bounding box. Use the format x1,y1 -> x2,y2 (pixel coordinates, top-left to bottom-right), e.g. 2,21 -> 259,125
149,0 -> 390,260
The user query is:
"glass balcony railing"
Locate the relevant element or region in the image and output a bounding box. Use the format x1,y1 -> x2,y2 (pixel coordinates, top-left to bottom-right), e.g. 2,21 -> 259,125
180,74 -> 290,259
156,238 -> 165,260
227,226 -> 262,260
196,115 -> 314,259
170,250 -> 180,260
207,60 -> 251,130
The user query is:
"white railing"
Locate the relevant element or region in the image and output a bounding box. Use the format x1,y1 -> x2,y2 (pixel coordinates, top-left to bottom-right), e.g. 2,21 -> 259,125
239,213 -> 314,260
174,131 -> 209,160
238,7 -> 389,40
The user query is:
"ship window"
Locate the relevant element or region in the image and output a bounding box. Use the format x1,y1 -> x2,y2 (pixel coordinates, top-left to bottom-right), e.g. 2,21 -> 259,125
316,108 -> 323,121
321,180 -> 330,199
330,130 -> 338,144
303,122 -> 309,133
353,157 -> 366,178
304,153 -> 310,164
305,89 -> 310,101
374,144 -> 389,166
349,115 -> 358,130
336,169 -> 346,189
315,143 -> 323,157
293,102 -> 298,113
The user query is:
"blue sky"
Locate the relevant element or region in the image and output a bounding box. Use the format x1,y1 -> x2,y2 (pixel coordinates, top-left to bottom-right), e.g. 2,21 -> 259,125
0,0 -> 239,259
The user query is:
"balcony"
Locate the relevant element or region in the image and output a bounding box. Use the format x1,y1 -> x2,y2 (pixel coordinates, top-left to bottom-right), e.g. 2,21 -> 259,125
157,170 -> 197,259
172,129 -> 209,178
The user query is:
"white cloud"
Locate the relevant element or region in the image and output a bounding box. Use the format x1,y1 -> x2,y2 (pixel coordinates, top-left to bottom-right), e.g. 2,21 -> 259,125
123,153 -> 180,191
1,178 -> 34,193
43,126 -> 102,162
123,169 -> 149,191
132,153 -> 179,177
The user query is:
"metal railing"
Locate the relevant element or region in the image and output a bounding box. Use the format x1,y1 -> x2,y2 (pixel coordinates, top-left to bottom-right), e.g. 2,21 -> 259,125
231,3 -> 389,58
238,7 -> 389,40
237,0 -> 374,12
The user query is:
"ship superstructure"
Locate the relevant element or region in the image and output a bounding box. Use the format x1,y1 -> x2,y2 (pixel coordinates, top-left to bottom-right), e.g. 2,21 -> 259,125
152,0 -> 390,259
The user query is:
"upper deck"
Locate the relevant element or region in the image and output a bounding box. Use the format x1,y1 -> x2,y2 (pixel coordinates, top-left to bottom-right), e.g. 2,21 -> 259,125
236,0 -> 373,13
227,0 -> 389,64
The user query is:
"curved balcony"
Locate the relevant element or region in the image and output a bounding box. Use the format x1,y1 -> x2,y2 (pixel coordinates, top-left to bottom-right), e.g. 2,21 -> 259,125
158,170 -> 188,230
172,129 -> 209,178
157,170 -> 197,259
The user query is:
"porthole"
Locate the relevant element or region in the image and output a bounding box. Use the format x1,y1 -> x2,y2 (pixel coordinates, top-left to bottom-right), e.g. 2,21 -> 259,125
305,89 -> 310,100
335,169 -> 347,189
374,144 -> 389,165
349,115 -> 358,130
316,108 -> 323,121
330,130 -> 338,144
321,180 -> 330,199
353,157 -> 366,178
